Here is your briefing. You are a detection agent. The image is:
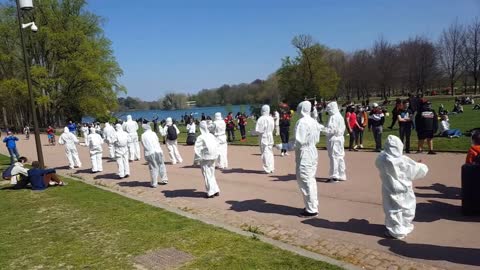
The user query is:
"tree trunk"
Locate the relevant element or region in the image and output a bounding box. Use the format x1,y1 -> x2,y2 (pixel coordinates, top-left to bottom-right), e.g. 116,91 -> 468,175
2,107 -> 8,129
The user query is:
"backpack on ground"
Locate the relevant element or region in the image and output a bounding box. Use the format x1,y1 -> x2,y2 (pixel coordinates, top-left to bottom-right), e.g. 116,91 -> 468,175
167,125 -> 178,140
2,164 -> 15,180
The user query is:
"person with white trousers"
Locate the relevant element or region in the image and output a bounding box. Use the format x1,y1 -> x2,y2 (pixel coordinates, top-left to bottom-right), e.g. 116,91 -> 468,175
376,135 -> 428,239
102,122 -> 116,159
87,127 -> 103,173
295,101 -> 324,217
322,102 -> 347,182
141,123 -> 168,187
123,115 -> 141,161
58,127 -> 82,169
255,105 -> 275,173
274,110 -> 280,136
194,121 -> 220,198
160,117 -> 183,164
211,112 -> 228,169
112,123 -> 130,178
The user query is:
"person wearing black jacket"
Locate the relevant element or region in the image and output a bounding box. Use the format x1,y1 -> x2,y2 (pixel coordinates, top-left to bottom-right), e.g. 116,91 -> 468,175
368,103 -> 385,152
415,100 -> 438,155
398,100 -> 414,153
279,112 -> 291,156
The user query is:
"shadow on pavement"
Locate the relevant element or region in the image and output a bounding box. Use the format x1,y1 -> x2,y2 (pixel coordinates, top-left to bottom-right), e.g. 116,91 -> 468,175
415,183 -> 461,200
94,173 -> 119,180
225,199 -> 302,216
118,181 -> 150,187
415,200 -> 480,223
302,218 -> 385,237
162,189 -> 206,198
74,169 -> 93,174
54,165 -> 71,170
222,168 -> 266,174
270,174 -> 296,181
378,239 -> 480,267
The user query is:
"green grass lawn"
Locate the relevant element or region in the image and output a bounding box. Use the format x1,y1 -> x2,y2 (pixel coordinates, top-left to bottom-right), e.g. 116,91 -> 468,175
0,155 -> 340,270
169,97 -> 479,152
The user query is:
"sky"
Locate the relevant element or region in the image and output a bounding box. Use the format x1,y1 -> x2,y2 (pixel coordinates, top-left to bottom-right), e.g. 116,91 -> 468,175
21,0 -> 480,100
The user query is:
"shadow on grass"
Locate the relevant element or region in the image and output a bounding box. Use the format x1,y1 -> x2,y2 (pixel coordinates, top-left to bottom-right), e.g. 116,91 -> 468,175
162,189 -> 206,198
225,199 -> 302,216
302,218 -> 385,237
415,200 -> 480,223
415,183 -> 461,200
378,239 -> 480,267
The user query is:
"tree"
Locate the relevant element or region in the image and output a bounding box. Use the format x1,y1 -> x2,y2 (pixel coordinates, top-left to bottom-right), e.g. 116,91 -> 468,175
372,36 -> 397,98
0,0 -> 124,127
438,19 -> 465,96
464,17 -> 480,94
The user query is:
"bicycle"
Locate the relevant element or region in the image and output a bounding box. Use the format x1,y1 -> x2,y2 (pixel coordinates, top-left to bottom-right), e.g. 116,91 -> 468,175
48,134 -> 56,145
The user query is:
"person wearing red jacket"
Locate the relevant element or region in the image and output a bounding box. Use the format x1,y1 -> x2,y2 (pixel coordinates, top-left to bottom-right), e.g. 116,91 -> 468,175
237,113 -> 247,141
225,112 -> 236,142
466,131 -> 480,165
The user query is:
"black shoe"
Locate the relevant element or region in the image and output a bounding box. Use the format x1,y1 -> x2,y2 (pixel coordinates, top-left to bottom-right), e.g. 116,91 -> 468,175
427,151 -> 437,155
405,150 -> 410,154
214,192 -> 220,197
327,178 -> 339,183
124,174 -> 130,178
206,193 -> 215,198
299,210 -> 318,217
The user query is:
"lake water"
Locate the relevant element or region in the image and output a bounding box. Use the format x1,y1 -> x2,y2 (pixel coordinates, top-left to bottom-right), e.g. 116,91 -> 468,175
82,105 -> 252,123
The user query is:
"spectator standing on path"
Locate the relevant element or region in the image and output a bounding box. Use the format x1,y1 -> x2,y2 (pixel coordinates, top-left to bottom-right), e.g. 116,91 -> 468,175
225,112 -> 236,142
466,131 -> 480,164
415,100 -> 438,155
123,115 -> 141,161
210,113 -> 228,169
186,118 -> 197,145
87,127 -> 104,173
23,125 -> 30,140
389,98 -> 402,129
376,135 -> 428,239
279,112 -> 291,156
274,110 -> 280,136
322,102 -> 346,182
141,124 -> 168,187
194,121 -> 221,198
152,115 -> 159,133
238,113 -> 248,141
160,117 -> 183,165
369,103 -> 385,152
112,123 -> 130,178
255,105 -> 275,173
295,101 -> 324,217
58,127 -> 82,169
3,131 -> 20,164
81,124 -> 89,144
398,100 -> 414,153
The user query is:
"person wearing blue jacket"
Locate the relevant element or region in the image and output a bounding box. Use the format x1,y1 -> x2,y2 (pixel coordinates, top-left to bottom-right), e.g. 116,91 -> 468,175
27,161 -> 65,190
3,131 -> 20,164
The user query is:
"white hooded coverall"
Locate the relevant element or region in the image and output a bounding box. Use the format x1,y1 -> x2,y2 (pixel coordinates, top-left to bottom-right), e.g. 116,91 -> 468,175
322,102 -> 347,180
113,124 -> 131,178
88,127 -> 104,173
141,124 -> 168,187
212,112 -> 228,169
123,115 -> 141,161
194,121 -> 220,197
58,127 -> 82,169
81,125 -> 89,144
376,135 -> 428,239
103,123 -> 116,159
255,105 -> 275,173
160,117 -> 183,164
295,101 -> 324,214
274,110 -> 280,136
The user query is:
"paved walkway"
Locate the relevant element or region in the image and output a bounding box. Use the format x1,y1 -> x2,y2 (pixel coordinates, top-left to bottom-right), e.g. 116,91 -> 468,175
4,136 -> 480,270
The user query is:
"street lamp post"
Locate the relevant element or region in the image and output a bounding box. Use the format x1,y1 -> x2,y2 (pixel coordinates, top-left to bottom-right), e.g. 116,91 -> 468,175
15,0 -> 45,168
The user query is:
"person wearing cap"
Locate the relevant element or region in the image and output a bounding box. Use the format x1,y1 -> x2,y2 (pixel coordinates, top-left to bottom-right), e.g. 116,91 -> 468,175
398,100 -> 414,153
3,131 -> 20,164
368,103 -> 385,152
415,100 -> 438,155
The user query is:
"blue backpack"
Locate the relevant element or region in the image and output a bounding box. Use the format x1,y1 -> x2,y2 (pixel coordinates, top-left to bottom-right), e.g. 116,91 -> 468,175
2,164 -> 15,180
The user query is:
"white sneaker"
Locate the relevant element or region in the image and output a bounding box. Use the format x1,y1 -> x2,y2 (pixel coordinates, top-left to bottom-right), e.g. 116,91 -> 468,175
360,144 -> 364,149
281,152 -> 285,157
285,152 -> 289,156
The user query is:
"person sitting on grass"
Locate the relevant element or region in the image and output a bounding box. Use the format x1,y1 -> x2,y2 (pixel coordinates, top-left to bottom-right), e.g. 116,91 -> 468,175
10,156 -> 29,186
439,115 -> 462,138
474,104 -> 480,110
466,131 -> 480,165
27,161 -> 66,190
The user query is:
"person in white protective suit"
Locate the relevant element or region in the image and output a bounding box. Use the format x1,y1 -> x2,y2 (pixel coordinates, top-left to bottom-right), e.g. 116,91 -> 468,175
141,123 -> 168,187
376,135 -> 428,239
122,115 -> 141,161
160,117 -> 183,164
255,105 -> 275,173
87,127 -> 104,173
211,112 -> 228,169
112,123 -> 130,178
273,110 -> 280,136
102,122 -> 116,159
58,127 -> 82,169
194,121 -> 221,198
81,124 -> 89,144
322,102 -> 347,182
295,101 -> 324,216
